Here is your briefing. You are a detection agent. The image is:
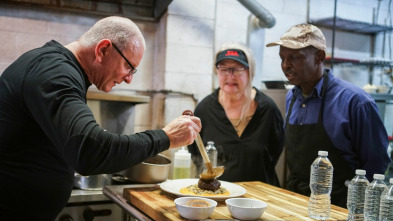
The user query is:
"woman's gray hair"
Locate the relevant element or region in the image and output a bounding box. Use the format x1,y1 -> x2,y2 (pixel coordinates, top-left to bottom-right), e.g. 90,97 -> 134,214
214,42 -> 256,122
79,16 -> 145,52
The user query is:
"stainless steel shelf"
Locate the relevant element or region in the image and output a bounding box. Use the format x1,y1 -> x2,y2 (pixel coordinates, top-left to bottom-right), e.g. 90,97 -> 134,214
310,17 -> 393,34
324,58 -> 393,67
69,189 -> 109,203
370,93 -> 393,101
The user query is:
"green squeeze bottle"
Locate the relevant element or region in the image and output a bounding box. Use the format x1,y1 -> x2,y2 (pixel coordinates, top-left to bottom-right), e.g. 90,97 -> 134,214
173,147 -> 191,179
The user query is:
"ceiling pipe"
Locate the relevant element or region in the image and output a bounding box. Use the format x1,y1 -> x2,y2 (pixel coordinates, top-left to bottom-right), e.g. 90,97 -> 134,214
237,0 -> 276,28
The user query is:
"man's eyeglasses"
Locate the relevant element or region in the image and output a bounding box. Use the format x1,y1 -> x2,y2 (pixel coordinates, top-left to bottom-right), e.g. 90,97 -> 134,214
112,43 -> 137,75
217,66 -> 248,77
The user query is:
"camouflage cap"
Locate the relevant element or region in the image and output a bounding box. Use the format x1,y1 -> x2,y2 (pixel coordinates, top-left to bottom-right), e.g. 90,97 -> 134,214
266,24 -> 326,51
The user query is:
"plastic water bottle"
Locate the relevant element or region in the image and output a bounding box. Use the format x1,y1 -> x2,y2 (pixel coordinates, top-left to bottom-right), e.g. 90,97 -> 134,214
379,178 -> 393,221
173,147 -> 191,179
364,174 -> 387,221
308,151 -> 333,220
346,169 -> 369,221
205,141 -> 217,167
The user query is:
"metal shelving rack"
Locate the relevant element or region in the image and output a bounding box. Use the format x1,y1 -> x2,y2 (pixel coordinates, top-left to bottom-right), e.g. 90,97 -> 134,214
310,17 -> 393,34
307,1 -> 393,180
307,0 -> 393,134
307,0 -> 393,71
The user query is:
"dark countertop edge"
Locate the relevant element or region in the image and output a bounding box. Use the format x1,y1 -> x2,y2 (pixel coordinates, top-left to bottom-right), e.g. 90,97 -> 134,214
103,184 -> 157,221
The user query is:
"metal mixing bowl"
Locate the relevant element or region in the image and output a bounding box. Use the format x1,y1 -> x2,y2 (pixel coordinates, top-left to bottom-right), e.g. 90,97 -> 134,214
263,80 -> 288,89
73,173 -> 112,190
119,154 -> 172,183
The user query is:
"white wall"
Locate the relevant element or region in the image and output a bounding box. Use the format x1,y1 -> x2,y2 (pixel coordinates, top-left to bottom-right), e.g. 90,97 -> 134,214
164,0 -> 393,92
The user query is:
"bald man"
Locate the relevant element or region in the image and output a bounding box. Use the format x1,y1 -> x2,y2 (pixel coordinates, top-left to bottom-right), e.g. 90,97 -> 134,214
0,16 -> 201,220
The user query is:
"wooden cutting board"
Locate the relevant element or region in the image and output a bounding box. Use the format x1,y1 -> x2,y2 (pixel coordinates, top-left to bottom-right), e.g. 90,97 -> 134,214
123,186 -> 199,221
123,181 -> 348,221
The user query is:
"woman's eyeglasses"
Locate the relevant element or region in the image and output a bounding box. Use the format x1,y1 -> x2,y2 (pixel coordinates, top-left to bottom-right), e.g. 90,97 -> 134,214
216,66 -> 248,76
112,43 -> 137,75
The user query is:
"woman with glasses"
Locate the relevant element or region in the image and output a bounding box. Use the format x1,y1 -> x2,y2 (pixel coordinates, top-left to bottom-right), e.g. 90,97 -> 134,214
188,42 -> 284,186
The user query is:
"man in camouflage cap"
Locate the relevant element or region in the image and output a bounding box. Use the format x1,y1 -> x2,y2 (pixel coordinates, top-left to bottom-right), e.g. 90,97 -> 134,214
267,23 -> 390,208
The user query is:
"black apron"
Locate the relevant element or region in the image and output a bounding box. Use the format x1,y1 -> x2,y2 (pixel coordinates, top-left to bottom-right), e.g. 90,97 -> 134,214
284,70 -> 354,208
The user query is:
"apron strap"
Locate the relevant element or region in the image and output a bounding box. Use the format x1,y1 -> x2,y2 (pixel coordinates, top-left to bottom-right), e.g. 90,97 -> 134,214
318,70 -> 330,123
285,96 -> 296,128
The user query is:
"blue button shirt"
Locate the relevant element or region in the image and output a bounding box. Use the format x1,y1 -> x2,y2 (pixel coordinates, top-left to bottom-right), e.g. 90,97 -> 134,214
285,70 -> 391,181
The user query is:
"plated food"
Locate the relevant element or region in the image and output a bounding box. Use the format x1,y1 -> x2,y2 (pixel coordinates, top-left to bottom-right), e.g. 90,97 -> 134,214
180,178 -> 229,196
160,178 -> 246,200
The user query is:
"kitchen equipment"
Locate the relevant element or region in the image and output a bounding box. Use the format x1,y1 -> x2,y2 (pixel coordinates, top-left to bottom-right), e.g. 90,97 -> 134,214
363,84 -> 377,93
225,198 -> 268,220
377,85 -> 391,94
56,202 -> 122,221
74,173 -> 112,190
174,197 -> 217,220
263,80 -> 288,89
182,110 -> 224,180
119,154 -> 171,183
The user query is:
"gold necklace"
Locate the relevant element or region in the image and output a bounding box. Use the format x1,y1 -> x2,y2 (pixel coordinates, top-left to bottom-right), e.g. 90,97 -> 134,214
231,118 -> 242,132
218,89 -> 245,132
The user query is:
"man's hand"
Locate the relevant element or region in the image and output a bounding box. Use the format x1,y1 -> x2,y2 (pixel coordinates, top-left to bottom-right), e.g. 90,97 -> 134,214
162,115 -> 201,148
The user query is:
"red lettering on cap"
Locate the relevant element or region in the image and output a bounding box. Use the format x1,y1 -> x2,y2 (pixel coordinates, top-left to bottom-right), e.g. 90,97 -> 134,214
225,51 -> 239,57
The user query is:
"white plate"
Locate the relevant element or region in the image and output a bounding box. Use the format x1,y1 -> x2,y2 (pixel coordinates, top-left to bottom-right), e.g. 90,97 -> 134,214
160,179 -> 246,200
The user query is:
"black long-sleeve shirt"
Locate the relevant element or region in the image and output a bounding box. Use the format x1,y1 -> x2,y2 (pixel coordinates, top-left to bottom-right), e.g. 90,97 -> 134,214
0,40 -> 169,221
188,88 -> 284,186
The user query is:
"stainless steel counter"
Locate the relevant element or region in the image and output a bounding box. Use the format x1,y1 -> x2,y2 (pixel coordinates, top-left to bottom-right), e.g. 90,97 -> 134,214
56,189 -> 122,221
69,189 -> 109,203
62,184 -> 156,221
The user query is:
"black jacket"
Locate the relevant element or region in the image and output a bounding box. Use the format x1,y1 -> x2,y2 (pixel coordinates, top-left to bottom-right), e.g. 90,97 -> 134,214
0,40 -> 169,221
188,88 -> 284,186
